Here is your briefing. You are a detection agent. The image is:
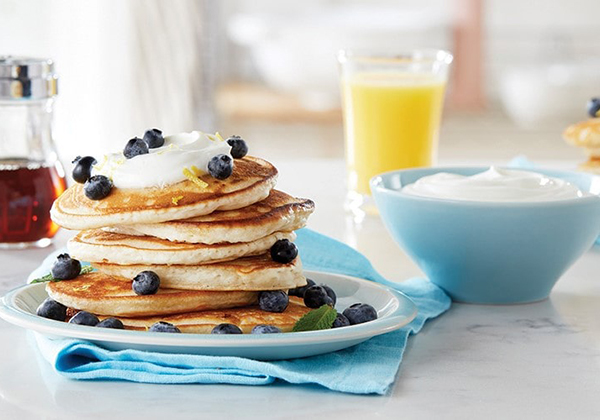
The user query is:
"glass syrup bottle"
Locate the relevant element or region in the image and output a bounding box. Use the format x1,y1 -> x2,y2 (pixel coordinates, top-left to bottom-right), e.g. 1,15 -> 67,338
0,56 -> 66,248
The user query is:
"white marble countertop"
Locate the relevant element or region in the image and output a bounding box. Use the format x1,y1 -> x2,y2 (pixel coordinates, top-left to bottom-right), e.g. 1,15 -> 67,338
1,159 -> 600,419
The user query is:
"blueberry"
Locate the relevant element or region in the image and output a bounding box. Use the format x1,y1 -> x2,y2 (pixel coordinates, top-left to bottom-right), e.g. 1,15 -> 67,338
132,271 -> 160,295
71,156 -> 97,184
320,284 -> 337,306
226,135 -> 248,159
211,323 -> 243,334
258,290 -> 289,313
36,298 -> 67,321
332,312 -> 350,328
251,324 -> 282,334
270,239 -> 298,264
96,318 -> 124,329
208,154 -> 233,180
588,98 -> 600,118
288,278 -> 316,297
51,253 -> 81,280
69,311 -> 100,326
84,175 -> 113,200
342,303 -> 378,325
123,137 -> 149,159
143,128 -> 164,148
303,285 -> 334,309
149,321 -> 181,333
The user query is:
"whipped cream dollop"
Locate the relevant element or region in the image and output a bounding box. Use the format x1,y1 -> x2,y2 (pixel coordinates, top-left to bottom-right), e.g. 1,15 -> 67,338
93,131 -> 231,189
401,167 -> 587,202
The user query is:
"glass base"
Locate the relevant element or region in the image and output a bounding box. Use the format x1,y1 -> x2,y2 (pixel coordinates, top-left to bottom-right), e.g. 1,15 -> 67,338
0,237 -> 52,250
344,191 -> 379,224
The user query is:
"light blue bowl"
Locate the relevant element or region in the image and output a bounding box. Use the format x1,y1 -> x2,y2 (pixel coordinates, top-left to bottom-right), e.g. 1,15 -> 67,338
371,167 -> 600,304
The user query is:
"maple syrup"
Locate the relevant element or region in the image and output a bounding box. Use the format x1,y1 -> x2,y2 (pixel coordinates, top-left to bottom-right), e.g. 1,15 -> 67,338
0,158 -> 66,247
0,56 -> 62,248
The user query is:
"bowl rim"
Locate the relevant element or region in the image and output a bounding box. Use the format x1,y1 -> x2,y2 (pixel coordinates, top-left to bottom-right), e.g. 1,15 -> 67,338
370,165 -> 600,208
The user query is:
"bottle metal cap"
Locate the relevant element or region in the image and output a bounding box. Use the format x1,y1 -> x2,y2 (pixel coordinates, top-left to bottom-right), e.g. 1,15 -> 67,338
0,56 -> 58,100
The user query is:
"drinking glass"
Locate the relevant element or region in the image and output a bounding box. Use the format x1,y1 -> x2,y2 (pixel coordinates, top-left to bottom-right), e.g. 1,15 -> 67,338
338,49 -> 453,221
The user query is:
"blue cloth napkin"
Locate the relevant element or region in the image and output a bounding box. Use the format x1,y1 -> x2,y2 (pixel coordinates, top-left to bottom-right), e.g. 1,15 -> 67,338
32,228 -> 451,394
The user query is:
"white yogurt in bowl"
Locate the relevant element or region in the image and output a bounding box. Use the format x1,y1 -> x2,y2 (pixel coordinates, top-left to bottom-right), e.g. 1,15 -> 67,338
401,167 -> 588,202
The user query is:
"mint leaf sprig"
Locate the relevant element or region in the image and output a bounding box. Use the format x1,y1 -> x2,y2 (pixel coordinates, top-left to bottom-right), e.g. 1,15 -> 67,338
30,265 -> 94,284
292,304 -> 337,332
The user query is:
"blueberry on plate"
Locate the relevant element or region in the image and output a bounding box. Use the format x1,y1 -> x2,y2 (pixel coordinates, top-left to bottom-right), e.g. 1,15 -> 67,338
51,253 -> 81,280
342,303 -> 378,325
320,284 -> 337,306
132,271 -> 160,295
303,285 -> 334,309
251,324 -> 282,334
69,311 -> 100,326
84,175 -> 113,200
123,137 -> 149,159
258,290 -> 289,313
208,154 -> 233,180
149,321 -> 181,333
332,312 -> 350,328
270,239 -> 298,264
143,128 -> 164,149
96,318 -> 124,329
211,323 -> 243,334
588,98 -> 600,118
288,278 -> 315,298
71,156 -> 97,184
226,135 -> 248,159
36,298 -> 67,321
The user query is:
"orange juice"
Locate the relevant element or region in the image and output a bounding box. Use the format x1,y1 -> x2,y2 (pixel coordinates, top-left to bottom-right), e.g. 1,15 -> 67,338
342,73 -> 446,195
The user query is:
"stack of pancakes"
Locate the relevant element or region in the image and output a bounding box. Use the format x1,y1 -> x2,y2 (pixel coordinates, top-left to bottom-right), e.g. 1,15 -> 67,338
563,119 -> 600,174
49,156 -> 315,332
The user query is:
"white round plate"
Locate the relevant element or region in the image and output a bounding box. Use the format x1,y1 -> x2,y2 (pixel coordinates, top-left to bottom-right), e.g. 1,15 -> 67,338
0,270 -> 417,360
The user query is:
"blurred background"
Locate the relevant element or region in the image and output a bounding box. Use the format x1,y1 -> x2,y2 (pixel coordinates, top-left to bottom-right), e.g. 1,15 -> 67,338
1,0 -> 599,164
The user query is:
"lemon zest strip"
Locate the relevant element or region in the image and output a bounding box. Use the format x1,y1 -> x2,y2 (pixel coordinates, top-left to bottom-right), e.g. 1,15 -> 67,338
182,167 -> 208,189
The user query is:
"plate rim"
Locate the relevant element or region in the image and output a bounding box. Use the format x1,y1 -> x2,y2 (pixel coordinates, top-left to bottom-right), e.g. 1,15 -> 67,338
0,270 -> 418,349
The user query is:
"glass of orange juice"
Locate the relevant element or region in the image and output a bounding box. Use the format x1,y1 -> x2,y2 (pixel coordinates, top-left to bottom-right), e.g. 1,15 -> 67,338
338,49 -> 453,220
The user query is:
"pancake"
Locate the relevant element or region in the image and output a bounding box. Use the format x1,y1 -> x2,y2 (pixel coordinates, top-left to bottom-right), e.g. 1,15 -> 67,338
51,156 -> 278,230
563,119 -> 600,151
578,158 -> 600,174
68,229 -> 296,265
93,254 -> 306,291
46,272 -> 258,317
105,190 -> 314,244
113,297 -> 311,333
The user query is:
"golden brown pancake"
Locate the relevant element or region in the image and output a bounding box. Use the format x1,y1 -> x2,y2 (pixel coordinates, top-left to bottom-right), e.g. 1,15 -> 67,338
105,190 -> 314,244
114,297 -> 311,333
68,229 -> 296,265
93,254 -> 306,291
563,119 -> 600,148
51,156 -> 278,230
46,272 -> 258,317
563,119 -> 600,173
578,158 -> 600,174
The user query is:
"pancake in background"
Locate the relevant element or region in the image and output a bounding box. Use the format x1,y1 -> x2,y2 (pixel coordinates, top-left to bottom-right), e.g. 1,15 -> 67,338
115,297 -> 310,333
68,230 -> 296,265
563,119 -> 600,174
563,119 -> 600,149
51,156 -> 277,230
577,158 -> 600,174
46,272 -> 258,317
93,254 -> 305,291
105,190 -> 314,244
